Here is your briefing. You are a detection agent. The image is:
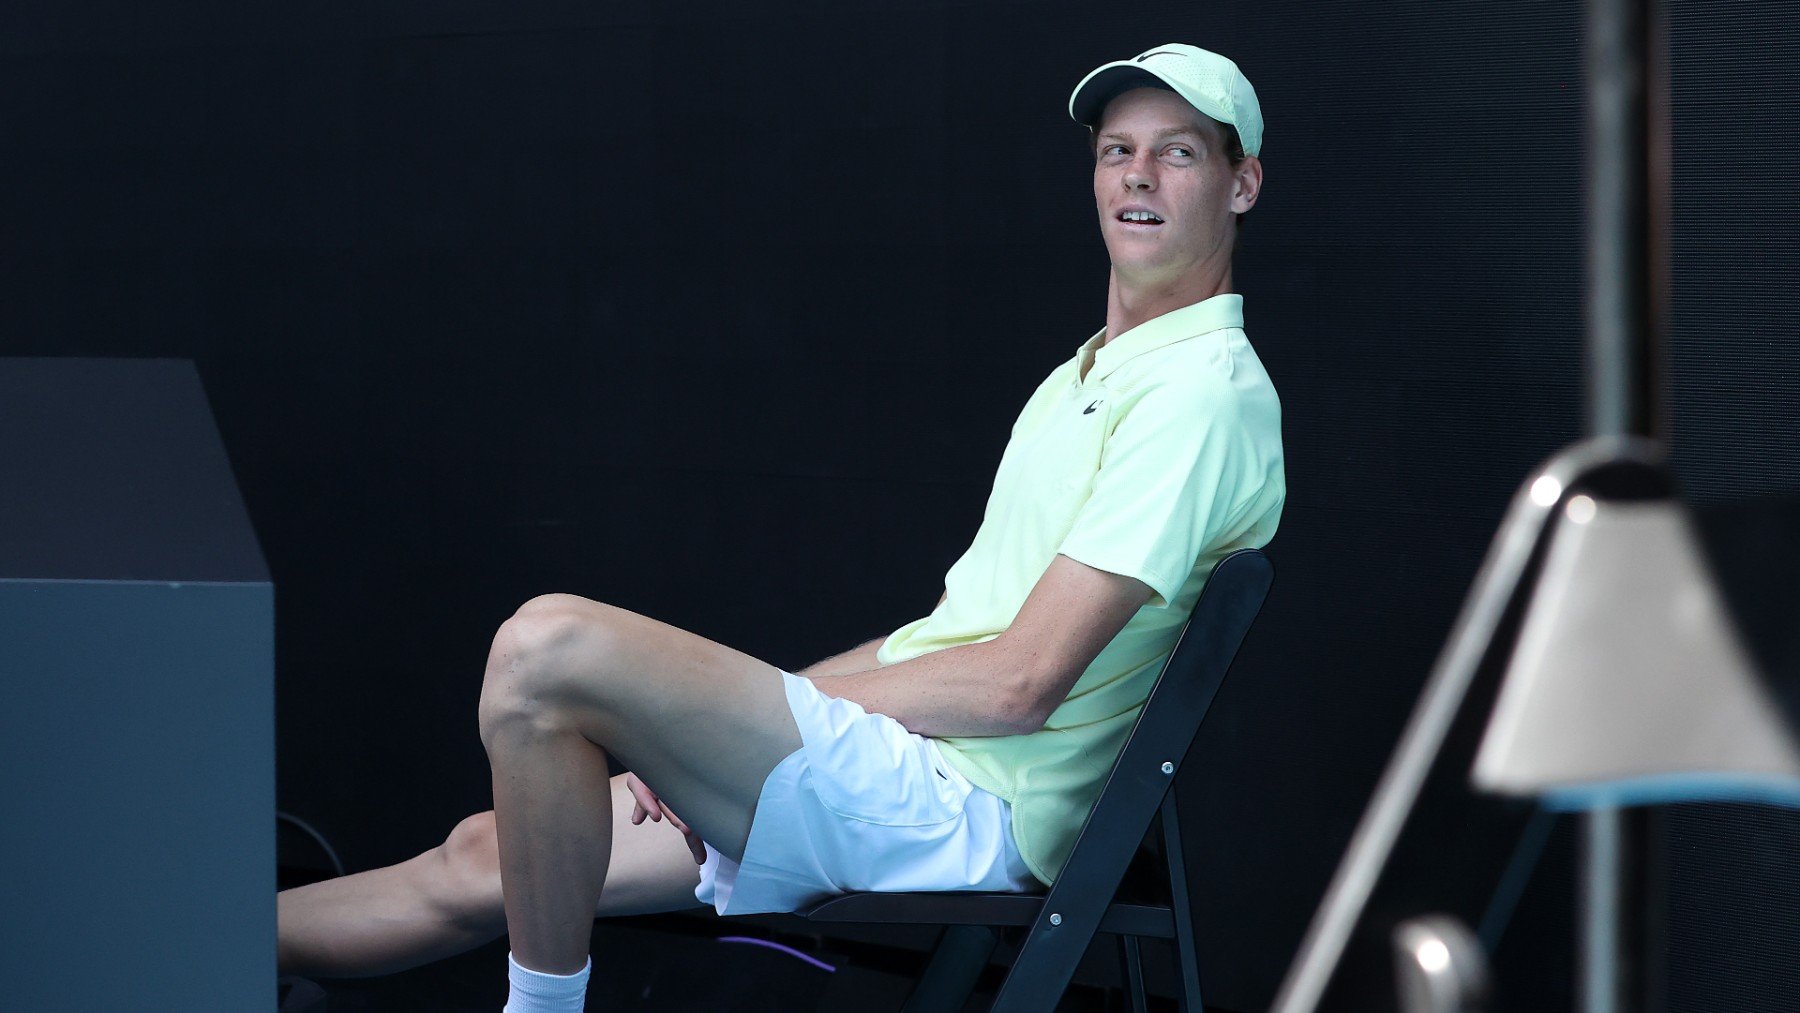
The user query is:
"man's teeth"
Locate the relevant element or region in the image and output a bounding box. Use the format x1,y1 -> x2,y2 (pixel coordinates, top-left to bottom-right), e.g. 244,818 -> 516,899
1121,211 -> 1163,223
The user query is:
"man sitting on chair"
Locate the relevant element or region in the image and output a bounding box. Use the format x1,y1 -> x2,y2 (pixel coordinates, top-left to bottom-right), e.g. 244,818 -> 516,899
278,43 -> 1285,1013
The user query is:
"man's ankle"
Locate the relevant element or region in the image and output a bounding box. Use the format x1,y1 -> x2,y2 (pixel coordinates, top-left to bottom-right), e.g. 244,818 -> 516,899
504,951 -> 590,1013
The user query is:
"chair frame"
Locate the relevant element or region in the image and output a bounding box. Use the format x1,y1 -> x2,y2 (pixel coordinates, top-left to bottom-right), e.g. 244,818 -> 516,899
801,547 -> 1275,1012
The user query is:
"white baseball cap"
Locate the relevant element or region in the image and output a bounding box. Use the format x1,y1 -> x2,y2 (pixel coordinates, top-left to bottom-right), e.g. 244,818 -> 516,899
1068,43 -> 1263,158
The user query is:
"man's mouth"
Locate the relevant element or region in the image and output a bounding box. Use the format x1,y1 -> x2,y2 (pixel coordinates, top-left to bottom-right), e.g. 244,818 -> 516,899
1117,209 -> 1165,226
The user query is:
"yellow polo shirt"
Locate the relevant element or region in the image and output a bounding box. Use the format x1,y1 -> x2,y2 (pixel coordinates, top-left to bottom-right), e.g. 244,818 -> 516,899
877,293 -> 1285,884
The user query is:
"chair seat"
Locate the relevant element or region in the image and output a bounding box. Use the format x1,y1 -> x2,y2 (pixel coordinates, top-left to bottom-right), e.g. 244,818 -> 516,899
802,890 -> 1177,939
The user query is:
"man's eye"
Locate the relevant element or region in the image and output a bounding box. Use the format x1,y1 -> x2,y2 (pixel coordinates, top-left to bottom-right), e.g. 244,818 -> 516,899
1103,144 -> 1129,157
1166,146 -> 1194,158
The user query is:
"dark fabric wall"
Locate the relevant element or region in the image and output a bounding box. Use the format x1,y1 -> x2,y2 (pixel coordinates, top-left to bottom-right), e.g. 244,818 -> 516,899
3,2 -> 1795,1009
1659,5 -> 1800,1010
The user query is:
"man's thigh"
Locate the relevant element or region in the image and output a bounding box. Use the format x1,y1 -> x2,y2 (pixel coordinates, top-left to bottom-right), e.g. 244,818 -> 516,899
489,593 -> 805,863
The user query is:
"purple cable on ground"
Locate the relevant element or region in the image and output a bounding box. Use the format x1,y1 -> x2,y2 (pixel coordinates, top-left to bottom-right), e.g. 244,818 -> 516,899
717,936 -> 838,973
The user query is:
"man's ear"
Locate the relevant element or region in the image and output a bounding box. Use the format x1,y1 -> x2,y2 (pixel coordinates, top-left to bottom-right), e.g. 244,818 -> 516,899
1233,155 -> 1263,214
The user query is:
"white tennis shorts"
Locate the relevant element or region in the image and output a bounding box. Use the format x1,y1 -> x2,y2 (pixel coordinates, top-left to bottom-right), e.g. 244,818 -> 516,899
694,670 -> 1039,915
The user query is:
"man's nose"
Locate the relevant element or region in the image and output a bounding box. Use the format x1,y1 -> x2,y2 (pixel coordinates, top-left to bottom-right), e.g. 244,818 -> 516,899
1123,157 -> 1156,191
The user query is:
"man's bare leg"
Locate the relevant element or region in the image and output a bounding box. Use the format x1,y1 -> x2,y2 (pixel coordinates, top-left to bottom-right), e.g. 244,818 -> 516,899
278,774 -> 704,978
477,593 -> 803,975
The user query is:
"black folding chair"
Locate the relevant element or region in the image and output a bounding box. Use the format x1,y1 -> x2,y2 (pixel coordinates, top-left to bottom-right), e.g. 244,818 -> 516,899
800,548 -> 1275,1012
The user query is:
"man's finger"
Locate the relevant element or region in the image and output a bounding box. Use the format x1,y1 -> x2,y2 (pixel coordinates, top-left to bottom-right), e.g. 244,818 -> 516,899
625,776 -> 663,822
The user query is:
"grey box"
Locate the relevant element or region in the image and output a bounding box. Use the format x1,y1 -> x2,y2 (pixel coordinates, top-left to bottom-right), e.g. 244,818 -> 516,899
1,358 -> 274,1010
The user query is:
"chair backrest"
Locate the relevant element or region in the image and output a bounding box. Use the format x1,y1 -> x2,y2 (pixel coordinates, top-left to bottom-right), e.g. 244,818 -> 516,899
989,546 -> 1274,1012
1045,547 -> 1274,905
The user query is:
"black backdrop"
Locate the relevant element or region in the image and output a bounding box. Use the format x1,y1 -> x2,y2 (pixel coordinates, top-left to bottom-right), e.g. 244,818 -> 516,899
4,2 -> 1796,1010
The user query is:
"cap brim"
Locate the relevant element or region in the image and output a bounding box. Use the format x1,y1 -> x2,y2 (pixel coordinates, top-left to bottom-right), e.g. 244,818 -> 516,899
1068,63 -> 1168,126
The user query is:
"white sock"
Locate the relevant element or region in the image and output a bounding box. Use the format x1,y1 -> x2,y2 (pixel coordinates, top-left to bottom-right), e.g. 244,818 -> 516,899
503,951 -> 591,1013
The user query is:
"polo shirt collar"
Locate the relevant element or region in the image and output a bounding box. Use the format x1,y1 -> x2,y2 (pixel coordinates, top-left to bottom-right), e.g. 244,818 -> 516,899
1075,293 -> 1244,386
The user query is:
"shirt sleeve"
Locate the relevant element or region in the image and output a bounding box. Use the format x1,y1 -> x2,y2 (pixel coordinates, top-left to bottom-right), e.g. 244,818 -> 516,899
1056,380 -> 1251,608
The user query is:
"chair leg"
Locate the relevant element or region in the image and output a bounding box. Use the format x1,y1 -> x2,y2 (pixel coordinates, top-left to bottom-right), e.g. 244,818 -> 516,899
1118,935 -> 1149,1013
1161,793 -> 1205,1012
901,924 -> 1001,1013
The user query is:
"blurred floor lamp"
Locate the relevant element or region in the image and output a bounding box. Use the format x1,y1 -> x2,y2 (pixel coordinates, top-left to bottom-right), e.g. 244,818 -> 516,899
1272,0 -> 1800,1010
1474,0 -> 1800,1008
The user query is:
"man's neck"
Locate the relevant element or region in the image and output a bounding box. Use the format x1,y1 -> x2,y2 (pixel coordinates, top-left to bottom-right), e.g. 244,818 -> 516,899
1103,264 -> 1232,346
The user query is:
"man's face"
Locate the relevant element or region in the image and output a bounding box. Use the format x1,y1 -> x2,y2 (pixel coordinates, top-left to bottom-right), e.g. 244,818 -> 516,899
1091,87 -> 1251,290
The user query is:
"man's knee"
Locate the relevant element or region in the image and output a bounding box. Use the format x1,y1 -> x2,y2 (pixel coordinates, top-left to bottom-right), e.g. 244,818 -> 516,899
434,811 -> 506,932
443,811 -> 499,875
477,594 -> 626,745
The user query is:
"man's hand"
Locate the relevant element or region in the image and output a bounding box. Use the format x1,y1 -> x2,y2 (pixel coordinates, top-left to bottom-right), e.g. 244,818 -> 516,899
625,772 -> 707,865
796,636 -> 886,679
797,592 -> 945,679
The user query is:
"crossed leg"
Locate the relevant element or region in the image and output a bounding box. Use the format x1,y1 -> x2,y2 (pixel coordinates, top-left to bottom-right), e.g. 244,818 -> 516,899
278,592 -> 804,978
279,776 -> 702,977
476,592 -> 803,973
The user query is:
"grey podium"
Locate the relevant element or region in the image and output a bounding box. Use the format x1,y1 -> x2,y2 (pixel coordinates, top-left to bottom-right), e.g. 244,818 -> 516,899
0,358 -> 274,1009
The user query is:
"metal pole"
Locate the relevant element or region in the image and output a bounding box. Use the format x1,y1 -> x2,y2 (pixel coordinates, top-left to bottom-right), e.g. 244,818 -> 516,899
1580,808 -> 1630,1013
1581,806 -> 1662,1013
1584,0 -> 1668,441
1581,0 -> 1669,1008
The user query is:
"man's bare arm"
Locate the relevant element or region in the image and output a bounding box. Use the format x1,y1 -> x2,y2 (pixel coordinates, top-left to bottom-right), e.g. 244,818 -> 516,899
811,558 -> 1149,738
796,591 -> 947,679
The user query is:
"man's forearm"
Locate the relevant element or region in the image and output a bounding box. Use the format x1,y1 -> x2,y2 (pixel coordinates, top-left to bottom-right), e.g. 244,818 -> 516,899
809,637 -> 1045,739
